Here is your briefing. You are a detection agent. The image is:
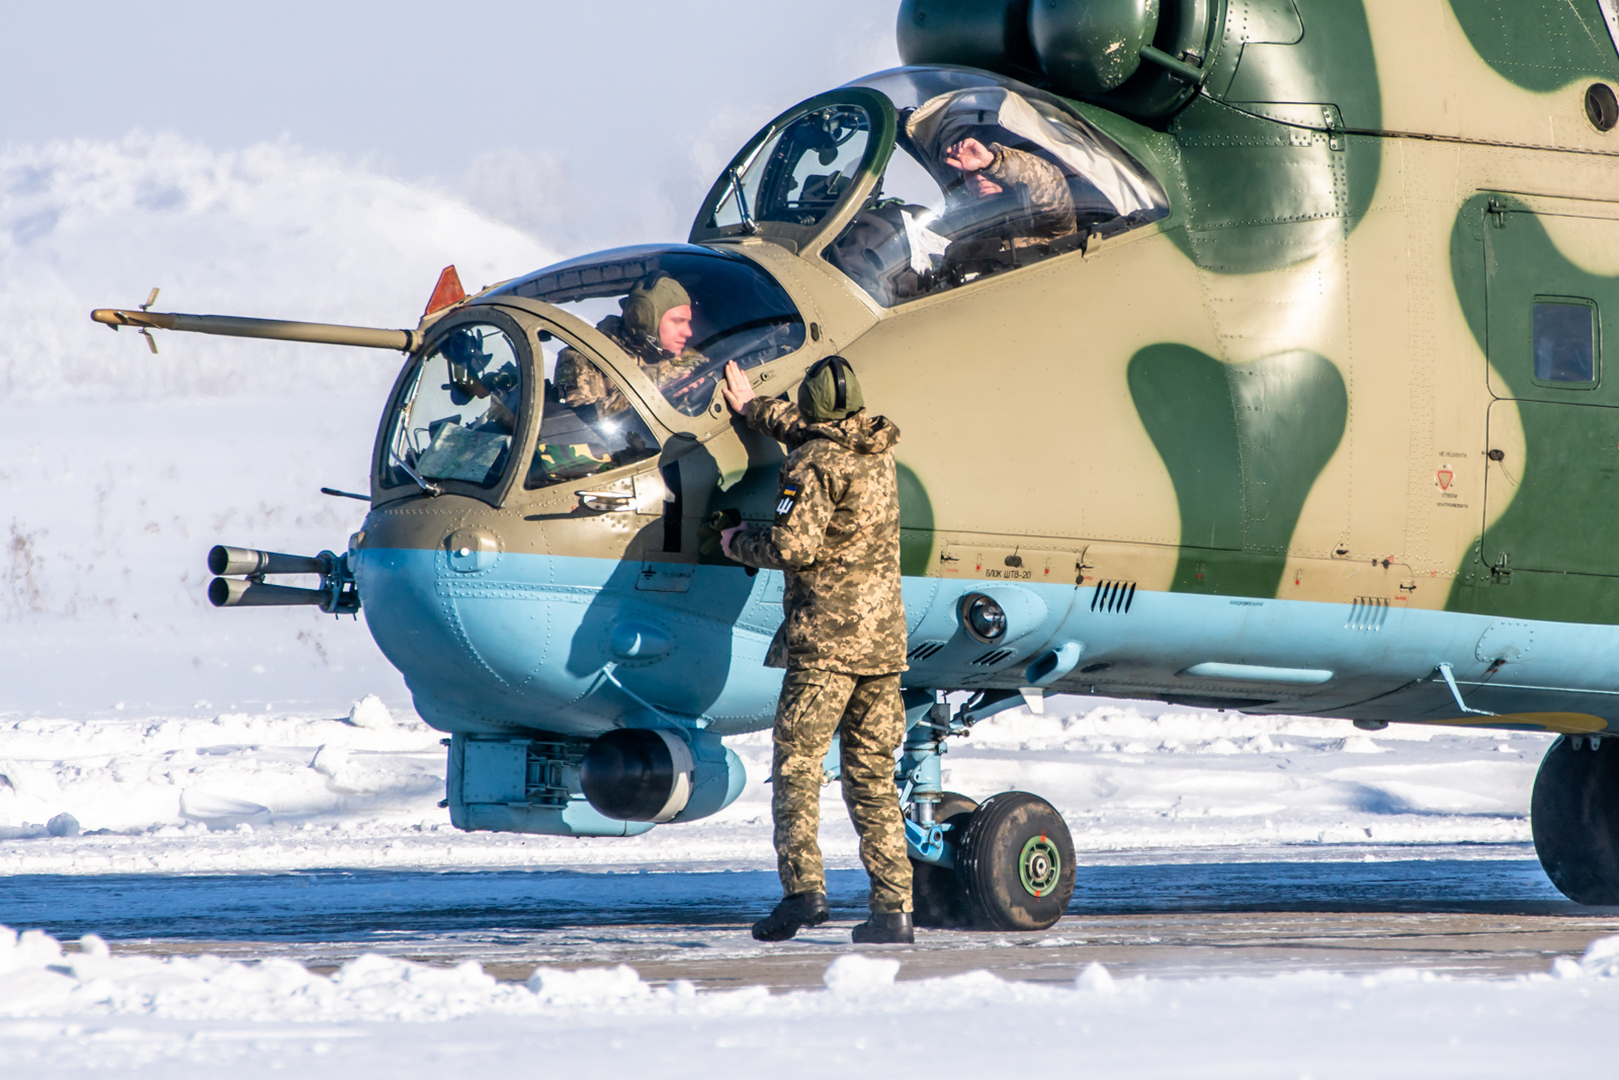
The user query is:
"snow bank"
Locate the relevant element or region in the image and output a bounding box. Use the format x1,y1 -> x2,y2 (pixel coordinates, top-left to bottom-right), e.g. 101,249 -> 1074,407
5,922 -> 1619,1079
6,920 -> 1617,1026
0,133 -> 553,401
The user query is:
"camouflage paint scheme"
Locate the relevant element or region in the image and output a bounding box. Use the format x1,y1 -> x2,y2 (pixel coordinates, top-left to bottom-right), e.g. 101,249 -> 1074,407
345,0 -> 1619,764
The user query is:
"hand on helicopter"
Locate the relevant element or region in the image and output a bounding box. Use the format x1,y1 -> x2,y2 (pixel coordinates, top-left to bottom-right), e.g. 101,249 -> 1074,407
720,523 -> 745,560
720,360 -> 756,415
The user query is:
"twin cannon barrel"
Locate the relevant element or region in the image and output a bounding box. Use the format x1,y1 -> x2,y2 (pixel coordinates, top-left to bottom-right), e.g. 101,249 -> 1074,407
207,546 -> 359,615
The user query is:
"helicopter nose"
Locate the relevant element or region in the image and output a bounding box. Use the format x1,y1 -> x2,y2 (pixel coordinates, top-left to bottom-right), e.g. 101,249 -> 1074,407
349,507 -> 781,734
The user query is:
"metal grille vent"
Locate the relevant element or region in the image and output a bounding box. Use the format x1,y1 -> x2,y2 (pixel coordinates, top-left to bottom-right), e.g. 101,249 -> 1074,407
1091,580 -> 1137,614
971,648 -> 1016,666
907,641 -> 946,661
1346,597 -> 1390,631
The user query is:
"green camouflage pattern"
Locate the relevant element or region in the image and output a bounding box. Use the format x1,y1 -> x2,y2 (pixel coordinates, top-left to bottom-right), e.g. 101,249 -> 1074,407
730,397 -> 909,675
770,668 -> 912,913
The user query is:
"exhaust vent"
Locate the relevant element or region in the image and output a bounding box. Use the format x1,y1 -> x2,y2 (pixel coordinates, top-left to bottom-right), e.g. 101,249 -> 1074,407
971,648 -> 1017,667
907,641 -> 947,661
1090,580 -> 1137,614
1346,597 -> 1390,631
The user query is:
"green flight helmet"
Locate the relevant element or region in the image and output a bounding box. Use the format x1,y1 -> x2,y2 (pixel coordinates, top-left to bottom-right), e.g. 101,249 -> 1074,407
620,271 -> 692,347
798,355 -> 864,422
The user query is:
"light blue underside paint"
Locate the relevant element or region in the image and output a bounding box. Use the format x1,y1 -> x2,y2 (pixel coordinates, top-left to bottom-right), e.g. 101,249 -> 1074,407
354,548 -> 1619,736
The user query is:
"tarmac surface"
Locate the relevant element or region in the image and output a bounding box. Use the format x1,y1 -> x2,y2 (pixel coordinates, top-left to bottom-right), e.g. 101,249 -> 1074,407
12,846 -> 1618,990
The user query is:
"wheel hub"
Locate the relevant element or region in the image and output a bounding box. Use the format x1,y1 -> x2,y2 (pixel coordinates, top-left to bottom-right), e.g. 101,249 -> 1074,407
1018,834 -> 1061,897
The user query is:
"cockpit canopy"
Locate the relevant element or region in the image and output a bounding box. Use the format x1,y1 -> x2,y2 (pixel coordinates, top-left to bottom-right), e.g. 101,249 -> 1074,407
377,245 -> 810,503
693,66 -> 1169,306
490,244 -> 806,417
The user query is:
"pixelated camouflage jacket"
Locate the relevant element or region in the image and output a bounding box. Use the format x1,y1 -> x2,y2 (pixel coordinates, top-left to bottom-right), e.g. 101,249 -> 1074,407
553,315 -> 705,416
979,142 -> 1077,244
730,397 -> 907,675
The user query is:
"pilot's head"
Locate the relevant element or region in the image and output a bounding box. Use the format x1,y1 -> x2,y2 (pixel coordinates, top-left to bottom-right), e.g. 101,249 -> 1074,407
798,355 -> 864,423
622,272 -> 694,356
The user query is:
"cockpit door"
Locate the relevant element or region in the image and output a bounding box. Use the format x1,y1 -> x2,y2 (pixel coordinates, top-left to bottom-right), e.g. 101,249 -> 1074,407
468,297 -> 739,567
689,88 -> 898,254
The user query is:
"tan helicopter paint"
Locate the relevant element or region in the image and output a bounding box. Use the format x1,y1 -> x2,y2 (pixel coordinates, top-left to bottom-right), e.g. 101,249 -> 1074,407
1373,1 -> 1614,151
363,0 -> 1619,635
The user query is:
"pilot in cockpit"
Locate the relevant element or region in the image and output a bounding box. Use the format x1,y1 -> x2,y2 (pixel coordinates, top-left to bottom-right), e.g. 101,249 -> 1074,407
827,85 -> 1134,305
554,271 -> 710,417
937,133 -> 1078,247
906,89 -> 1087,251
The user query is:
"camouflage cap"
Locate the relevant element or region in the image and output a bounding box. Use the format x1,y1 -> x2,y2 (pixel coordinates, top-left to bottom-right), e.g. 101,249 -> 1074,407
620,272 -> 692,341
797,355 -> 865,423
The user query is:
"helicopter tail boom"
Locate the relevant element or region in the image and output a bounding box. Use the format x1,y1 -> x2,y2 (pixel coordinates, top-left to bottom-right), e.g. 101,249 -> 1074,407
91,308 -> 419,352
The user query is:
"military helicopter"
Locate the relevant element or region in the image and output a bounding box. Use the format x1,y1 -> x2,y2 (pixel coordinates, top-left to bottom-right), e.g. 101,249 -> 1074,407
91,0 -> 1619,925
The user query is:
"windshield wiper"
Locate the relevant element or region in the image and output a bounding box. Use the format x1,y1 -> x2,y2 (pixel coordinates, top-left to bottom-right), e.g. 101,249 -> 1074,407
727,167 -> 758,235
390,447 -> 442,497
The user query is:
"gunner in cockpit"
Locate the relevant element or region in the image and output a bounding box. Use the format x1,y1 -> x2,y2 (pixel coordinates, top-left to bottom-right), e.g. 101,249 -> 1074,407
442,326 -> 520,432
554,271 -> 708,416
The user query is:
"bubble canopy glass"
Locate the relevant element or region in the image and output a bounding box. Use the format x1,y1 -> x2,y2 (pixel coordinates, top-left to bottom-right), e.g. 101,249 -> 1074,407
693,67 -> 1169,305
488,244 -> 807,417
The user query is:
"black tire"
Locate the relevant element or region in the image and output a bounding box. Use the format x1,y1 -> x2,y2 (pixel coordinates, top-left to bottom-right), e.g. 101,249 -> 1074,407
1532,735 -> 1619,905
911,792 -> 979,929
957,791 -> 1075,931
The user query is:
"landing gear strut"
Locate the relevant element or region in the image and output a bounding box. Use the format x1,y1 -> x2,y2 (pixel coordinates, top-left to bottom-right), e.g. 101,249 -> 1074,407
897,691 -> 1076,930
1532,734 -> 1619,905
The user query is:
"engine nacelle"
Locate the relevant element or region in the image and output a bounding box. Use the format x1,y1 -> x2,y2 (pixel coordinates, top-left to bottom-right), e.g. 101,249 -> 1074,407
580,728 -> 746,824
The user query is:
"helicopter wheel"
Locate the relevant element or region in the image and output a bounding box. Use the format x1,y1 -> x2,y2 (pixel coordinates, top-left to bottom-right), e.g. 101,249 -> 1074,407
956,791 -> 1075,931
1532,734 -> 1619,905
911,791 -> 979,929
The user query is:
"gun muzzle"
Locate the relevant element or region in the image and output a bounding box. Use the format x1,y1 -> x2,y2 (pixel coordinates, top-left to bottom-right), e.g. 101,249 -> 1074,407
206,545 -> 359,614
208,545 -> 331,577
91,308 -> 419,352
208,578 -> 330,608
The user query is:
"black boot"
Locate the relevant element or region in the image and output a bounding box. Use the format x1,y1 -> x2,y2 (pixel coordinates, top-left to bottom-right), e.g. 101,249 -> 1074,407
851,910 -> 914,944
751,891 -> 830,942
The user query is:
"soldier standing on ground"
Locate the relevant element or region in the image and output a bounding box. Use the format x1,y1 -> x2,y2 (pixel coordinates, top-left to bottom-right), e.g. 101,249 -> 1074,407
718,356 -> 915,945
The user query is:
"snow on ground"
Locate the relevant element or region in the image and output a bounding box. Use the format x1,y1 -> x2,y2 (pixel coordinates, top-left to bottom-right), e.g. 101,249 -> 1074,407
4,923 -> 1619,1078
0,694 -> 1549,875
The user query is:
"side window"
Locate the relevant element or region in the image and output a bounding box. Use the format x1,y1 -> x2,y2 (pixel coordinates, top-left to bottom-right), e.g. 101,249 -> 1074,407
382,323 -> 523,490
824,85 -> 1167,306
708,104 -> 872,231
1533,298 -> 1598,387
527,332 -> 661,489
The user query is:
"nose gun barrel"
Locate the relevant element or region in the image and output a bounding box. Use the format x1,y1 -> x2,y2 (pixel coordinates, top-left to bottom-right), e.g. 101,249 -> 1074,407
208,545 -> 331,577
208,577 -> 330,608
206,545 -> 359,615
90,308 -> 419,352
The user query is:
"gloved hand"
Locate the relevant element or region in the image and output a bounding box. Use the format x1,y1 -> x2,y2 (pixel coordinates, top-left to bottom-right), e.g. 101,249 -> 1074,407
697,508 -> 742,557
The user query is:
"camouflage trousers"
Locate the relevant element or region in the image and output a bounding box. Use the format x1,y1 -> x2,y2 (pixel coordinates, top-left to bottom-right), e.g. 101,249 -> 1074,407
772,668 -> 912,914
